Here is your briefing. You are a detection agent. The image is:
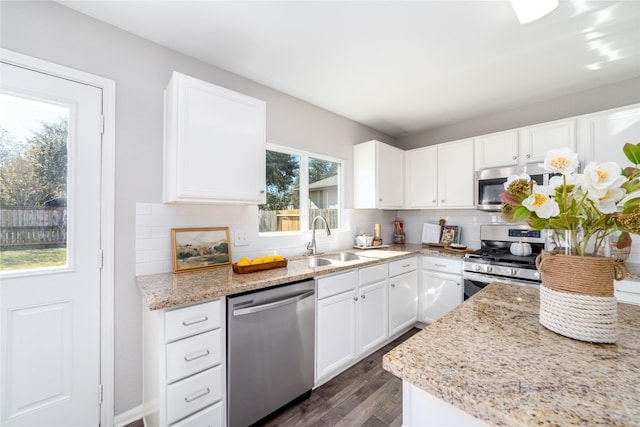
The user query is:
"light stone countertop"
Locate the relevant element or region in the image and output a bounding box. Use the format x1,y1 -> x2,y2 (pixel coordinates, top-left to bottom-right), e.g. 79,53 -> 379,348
137,243 -> 466,311
382,282 -> 640,427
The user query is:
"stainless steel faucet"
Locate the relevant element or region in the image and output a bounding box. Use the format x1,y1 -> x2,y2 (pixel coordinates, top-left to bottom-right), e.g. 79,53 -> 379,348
307,215 -> 332,255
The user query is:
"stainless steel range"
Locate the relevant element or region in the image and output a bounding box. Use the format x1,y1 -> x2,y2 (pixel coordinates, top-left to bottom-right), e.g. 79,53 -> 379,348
463,224 -> 545,299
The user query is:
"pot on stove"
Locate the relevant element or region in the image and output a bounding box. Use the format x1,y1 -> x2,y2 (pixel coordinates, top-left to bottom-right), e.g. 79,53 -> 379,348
510,240 -> 532,257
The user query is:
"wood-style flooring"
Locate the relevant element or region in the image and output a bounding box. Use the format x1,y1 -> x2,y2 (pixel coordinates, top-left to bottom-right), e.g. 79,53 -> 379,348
262,328 -> 420,427
124,327 -> 420,427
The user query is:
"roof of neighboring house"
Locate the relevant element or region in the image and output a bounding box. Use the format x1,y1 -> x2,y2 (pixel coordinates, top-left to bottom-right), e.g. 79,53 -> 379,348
309,175 -> 337,190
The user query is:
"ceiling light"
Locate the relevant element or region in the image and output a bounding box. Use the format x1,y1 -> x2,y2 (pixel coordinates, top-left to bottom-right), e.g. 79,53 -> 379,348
509,0 -> 559,24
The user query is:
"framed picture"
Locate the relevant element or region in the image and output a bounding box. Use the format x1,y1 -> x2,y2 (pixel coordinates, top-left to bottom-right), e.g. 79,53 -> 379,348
171,227 -> 231,273
440,225 -> 460,245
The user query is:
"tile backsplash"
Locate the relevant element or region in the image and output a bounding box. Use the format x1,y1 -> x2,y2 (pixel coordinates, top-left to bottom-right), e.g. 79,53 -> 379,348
135,203 -> 640,276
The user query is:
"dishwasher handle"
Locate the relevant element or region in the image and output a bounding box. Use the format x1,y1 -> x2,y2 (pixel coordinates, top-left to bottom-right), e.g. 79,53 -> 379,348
232,289 -> 315,316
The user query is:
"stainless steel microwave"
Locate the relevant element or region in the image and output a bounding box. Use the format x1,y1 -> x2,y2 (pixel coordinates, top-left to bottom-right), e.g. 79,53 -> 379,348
475,164 -> 553,211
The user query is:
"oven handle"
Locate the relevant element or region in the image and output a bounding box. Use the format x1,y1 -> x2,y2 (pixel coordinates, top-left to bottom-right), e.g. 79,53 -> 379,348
463,271 -> 539,287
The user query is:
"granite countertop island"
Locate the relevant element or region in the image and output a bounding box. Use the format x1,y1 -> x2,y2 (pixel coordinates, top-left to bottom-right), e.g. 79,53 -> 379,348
383,282 -> 640,427
137,243 -> 466,311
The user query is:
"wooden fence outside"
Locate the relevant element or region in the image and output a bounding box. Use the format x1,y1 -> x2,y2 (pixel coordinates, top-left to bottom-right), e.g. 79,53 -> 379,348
259,208 -> 339,232
0,207 -> 67,247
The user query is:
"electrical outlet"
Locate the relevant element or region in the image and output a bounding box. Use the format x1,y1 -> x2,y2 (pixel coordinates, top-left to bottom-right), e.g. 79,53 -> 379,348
234,231 -> 249,247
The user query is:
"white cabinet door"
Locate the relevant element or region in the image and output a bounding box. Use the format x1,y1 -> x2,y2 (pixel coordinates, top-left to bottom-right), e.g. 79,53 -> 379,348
164,72 -> 266,204
438,139 -> 475,208
353,140 -> 404,209
519,119 -> 576,164
316,290 -> 357,382
578,105 -> 640,166
421,271 -> 463,324
405,146 -> 438,209
474,130 -> 519,169
388,270 -> 419,337
357,280 -> 388,355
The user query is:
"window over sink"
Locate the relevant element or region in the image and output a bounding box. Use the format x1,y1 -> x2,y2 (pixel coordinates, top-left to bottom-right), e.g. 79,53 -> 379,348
259,144 -> 343,233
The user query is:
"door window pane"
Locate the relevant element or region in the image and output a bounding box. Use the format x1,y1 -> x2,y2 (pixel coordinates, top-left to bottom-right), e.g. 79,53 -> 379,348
0,93 -> 69,271
309,157 -> 340,230
259,150 -> 301,232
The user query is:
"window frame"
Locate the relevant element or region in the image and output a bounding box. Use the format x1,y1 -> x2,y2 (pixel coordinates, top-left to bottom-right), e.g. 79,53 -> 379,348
260,143 -> 345,236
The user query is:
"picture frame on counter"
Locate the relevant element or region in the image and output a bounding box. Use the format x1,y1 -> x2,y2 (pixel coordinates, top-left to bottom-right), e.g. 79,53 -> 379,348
440,225 -> 460,245
171,227 -> 231,272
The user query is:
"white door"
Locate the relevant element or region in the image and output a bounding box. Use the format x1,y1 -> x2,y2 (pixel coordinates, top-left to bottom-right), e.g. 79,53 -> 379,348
0,62 -> 103,426
389,271 -> 419,336
421,272 -> 463,324
357,280 -> 388,355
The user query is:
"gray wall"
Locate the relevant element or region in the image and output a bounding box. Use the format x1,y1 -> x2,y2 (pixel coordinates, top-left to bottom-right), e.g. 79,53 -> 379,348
0,0 -> 393,416
397,77 -> 640,149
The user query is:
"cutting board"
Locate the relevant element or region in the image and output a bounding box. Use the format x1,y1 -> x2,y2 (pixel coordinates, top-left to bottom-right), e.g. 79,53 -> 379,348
421,223 -> 442,245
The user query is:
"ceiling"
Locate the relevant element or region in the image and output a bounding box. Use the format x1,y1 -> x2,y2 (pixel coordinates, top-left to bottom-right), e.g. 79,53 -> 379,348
58,1 -> 640,138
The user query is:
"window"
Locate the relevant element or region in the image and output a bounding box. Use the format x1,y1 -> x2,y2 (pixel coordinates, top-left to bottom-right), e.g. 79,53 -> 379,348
259,145 -> 342,233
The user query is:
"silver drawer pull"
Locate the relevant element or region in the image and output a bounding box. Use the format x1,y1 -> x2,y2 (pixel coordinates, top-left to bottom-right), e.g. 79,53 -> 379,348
184,387 -> 210,403
434,264 -> 447,268
402,264 -> 411,268
390,283 -> 396,288
182,316 -> 208,327
184,349 -> 210,362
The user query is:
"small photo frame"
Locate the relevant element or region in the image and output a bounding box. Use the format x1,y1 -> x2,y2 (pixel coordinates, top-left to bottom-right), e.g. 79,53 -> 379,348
171,227 -> 231,273
440,225 -> 460,245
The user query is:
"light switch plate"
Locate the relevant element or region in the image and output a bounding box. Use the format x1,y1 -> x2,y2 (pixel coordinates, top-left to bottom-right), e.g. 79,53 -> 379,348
234,231 -> 249,247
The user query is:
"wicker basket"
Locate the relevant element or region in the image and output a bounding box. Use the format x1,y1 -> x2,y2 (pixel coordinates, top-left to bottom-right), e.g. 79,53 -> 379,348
535,251 -> 625,343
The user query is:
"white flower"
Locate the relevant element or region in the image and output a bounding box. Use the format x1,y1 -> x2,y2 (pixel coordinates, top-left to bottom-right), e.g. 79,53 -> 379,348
581,161 -> 626,198
540,148 -> 580,174
503,173 -> 531,190
522,185 -> 560,219
589,186 -> 626,214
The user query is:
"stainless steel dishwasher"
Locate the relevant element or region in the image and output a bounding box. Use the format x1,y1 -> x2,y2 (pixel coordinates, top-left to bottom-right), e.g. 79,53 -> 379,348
227,279 -> 315,426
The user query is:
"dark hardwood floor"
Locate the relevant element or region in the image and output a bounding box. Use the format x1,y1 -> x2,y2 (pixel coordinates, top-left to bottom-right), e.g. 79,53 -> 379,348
124,328 -> 420,427
262,328 -> 420,427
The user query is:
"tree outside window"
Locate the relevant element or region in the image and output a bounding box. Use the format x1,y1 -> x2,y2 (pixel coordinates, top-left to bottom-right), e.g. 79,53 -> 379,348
259,147 -> 342,233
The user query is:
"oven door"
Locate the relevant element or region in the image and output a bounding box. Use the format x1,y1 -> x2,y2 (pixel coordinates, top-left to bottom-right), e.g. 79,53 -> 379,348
463,271 -> 540,300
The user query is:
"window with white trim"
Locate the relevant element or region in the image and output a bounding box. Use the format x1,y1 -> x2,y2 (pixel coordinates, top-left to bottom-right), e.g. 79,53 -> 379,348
259,144 -> 343,233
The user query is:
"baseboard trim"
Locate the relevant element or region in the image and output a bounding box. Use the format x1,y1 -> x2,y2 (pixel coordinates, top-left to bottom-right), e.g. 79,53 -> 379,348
113,405 -> 143,427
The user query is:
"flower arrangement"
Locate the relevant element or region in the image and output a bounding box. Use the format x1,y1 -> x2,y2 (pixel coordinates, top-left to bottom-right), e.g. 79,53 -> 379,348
500,143 -> 640,257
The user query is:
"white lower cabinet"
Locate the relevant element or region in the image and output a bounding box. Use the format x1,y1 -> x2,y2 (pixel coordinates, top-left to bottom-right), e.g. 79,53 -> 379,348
388,257 -> 419,337
315,266 -> 389,386
143,299 -> 226,427
316,258 -> 422,386
616,279 -> 640,305
420,256 -> 463,324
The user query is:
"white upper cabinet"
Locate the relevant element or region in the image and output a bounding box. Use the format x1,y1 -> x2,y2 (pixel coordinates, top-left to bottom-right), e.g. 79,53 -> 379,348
519,119 -> 576,164
163,72 -> 266,204
577,104 -> 640,167
405,146 -> 438,208
437,139 -> 475,208
405,139 -> 474,209
353,140 -> 404,209
474,130 -> 519,169
474,119 -> 576,170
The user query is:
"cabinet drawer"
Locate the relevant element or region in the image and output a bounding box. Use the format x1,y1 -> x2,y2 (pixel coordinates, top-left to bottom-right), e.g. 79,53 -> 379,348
389,257 -> 418,277
166,366 -> 223,425
359,263 -> 387,286
165,299 -> 222,342
171,401 -> 224,427
422,256 -> 461,275
166,329 -> 222,384
317,270 -> 357,299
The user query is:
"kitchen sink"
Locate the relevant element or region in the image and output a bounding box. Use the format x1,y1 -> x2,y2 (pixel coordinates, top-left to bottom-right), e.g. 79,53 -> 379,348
307,251 -> 365,267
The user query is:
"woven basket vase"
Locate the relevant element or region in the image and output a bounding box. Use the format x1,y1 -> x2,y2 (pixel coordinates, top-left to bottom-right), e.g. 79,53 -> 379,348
535,251 -> 626,344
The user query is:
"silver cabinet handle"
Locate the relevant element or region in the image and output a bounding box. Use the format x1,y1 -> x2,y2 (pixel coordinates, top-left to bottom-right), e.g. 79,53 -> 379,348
390,283 -> 396,288
361,294 -> 366,300
434,264 -> 447,268
184,387 -> 210,403
182,316 -> 208,327
259,190 -> 265,194
402,264 -> 411,268
184,349 -> 210,362
432,200 -> 436,203
353,297 -> 359,301
526,154 -> 531,159
512,155 -> 517,160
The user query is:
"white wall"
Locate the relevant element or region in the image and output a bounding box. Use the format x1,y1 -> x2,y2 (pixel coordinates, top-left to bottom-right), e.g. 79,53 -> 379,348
398,77 -> 640,149
0,1 -> 393,417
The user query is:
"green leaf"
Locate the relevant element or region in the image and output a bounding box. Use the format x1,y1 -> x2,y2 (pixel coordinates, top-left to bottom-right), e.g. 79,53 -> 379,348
512,206 -> 531,222
529,217 -> 547,230
623,142 -> 640,165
